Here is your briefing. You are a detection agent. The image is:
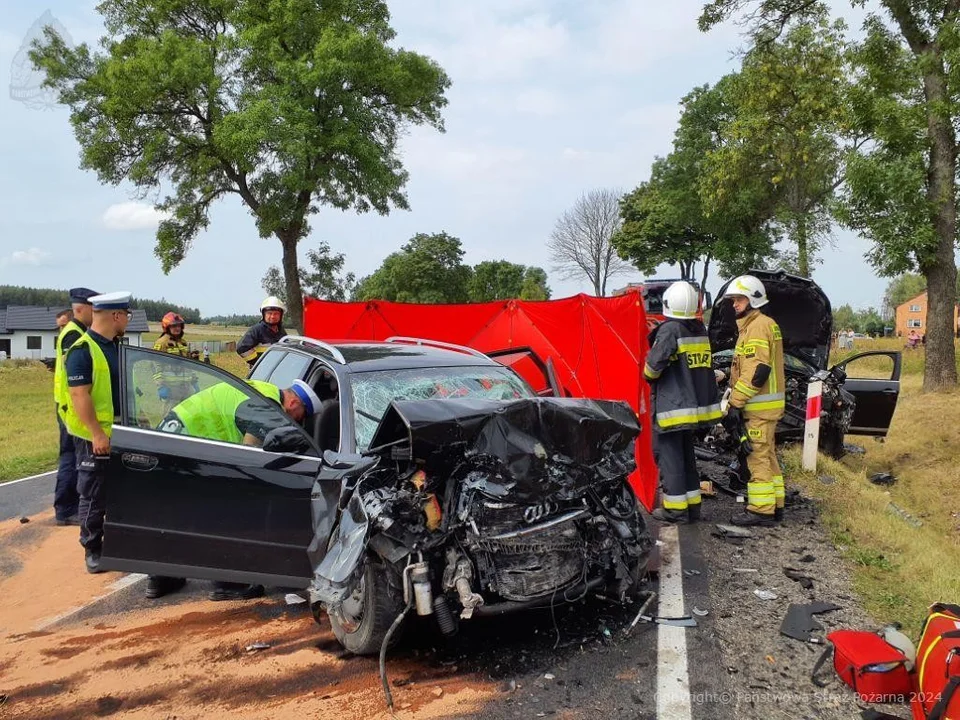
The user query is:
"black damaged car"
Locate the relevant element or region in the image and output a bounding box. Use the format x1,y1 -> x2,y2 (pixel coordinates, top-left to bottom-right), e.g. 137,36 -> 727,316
708,269 -> 902,457
99,337 -> 652,655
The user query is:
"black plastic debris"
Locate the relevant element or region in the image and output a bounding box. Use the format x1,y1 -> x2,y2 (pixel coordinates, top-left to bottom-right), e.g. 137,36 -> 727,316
869,472 -> 896,486
783,567 -> 814,590
817,474 -> 836,485
779,601 -> 841,643
19,517 -> 29,524
713,524 -> 754,541
799,554 -> 816,563
843,443 -> 866,456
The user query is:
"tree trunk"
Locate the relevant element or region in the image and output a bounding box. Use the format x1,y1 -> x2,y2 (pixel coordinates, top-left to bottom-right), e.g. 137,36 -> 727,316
699,255 -> 712,309
795,215 -> 809,278
278,229 -> 304,334
920,67 -> 958,391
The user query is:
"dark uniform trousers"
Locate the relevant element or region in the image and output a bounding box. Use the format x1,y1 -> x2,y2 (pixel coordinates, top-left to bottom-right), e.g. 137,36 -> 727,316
653,429 -> 700,509
74,438 -> 108,552
55,409 -> 79,519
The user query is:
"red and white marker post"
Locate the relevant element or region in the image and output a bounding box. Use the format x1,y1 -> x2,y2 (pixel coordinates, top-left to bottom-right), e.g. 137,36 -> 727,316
802,379 -> 823,471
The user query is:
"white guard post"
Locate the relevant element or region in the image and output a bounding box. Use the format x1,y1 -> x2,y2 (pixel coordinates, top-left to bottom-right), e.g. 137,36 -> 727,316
802,379 -> 823,471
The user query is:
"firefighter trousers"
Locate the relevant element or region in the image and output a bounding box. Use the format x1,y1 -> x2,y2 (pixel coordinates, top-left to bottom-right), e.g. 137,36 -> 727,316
654,429 -> 701,511
739,416 -> 783,516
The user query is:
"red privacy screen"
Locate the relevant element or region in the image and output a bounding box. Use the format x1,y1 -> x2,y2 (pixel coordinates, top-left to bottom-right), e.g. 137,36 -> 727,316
303,292 -> 657,511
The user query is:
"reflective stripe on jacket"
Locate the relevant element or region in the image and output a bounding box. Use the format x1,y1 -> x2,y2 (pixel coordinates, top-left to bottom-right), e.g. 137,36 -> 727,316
62,334 -> 114,440
53,319 -> 86,408
643,318 -> 722,432
170,380 -> 281,444
729,310 -> 786,420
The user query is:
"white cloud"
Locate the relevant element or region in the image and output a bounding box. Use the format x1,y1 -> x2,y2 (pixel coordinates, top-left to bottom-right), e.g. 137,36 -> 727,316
515,88 -> 564,116
1,247 -> 52,266
102,201 -> 169,231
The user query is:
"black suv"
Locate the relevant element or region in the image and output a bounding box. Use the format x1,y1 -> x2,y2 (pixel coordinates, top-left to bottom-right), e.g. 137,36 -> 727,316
99,337 -> 651,655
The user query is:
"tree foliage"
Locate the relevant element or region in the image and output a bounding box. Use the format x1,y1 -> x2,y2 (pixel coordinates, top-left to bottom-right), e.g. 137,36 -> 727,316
883,273 -> 927,315
468,261 -> 551,302
32,0 -> 451,332
548,189 -> 632,296
262,242 -> 356,303
353,233 -> 473,303
702,13 -> 854,277
698,0 -> 959,390
614,78 -> 777,291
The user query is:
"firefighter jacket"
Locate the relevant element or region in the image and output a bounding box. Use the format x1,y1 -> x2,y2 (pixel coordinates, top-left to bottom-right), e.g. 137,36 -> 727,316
152,334 -> 196,393
729,309 -> 786,420
237,321 -> 287,366
643,318 -> 722,433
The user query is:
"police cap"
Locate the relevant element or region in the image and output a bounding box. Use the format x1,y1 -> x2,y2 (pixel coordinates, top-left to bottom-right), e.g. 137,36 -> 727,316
89,291 -> 132,310
69,287 -> 100,305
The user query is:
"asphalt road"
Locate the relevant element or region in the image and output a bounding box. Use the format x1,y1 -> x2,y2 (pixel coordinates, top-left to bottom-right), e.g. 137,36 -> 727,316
1,471 -> 735,719
0,470 -> 56,522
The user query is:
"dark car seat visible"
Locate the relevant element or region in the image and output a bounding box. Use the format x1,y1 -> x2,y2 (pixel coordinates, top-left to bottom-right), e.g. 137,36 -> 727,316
313,399 -> 340,452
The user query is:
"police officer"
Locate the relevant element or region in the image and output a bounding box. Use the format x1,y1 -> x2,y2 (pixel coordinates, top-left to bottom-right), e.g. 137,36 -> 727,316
644,281 -> 723,524
62,291 -> 131,573
153,312 -> 197,413
52,288 -> 99,526
237,297 -> 288,367
721,275 -> 786,527
145,378 -> 322,601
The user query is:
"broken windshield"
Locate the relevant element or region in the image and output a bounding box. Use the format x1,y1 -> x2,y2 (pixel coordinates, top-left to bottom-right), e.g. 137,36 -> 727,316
351,366 -> 534,451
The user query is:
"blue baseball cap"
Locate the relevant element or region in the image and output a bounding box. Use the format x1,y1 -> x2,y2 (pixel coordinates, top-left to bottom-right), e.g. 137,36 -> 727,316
69,287 -> 100,305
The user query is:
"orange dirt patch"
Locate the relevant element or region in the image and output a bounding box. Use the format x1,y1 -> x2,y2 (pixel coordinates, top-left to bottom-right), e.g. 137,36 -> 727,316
0,509 -> 497,719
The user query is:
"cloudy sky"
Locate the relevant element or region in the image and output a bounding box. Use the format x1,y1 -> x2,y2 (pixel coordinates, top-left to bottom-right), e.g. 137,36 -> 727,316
0,1 -> 886,316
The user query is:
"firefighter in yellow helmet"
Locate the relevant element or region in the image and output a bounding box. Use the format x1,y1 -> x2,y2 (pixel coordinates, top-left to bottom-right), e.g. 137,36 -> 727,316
153,312 -> 198,414
237,297 -> 288,367
721,275 -> 786,527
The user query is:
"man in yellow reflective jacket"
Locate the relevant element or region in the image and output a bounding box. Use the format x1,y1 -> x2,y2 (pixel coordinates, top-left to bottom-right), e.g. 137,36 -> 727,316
721,275 -> 786,527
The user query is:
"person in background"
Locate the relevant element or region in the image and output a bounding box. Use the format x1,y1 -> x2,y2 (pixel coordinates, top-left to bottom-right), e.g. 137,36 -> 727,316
52,288 -> 99,526
61,292 -> 131,573
237,297 -> 288,367
152,312 -> 197,414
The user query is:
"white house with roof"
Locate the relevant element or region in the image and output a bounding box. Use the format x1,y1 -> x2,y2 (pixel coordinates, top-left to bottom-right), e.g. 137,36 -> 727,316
0,306 -> 149,360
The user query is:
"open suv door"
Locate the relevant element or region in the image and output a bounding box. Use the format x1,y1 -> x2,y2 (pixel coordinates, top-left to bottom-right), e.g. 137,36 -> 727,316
831,350 -> 902,436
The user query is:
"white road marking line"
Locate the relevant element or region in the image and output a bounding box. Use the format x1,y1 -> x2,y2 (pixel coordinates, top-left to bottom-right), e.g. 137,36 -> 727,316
1,470 -> 55,488
35,573 -> 148,631
656,524 -> 693,720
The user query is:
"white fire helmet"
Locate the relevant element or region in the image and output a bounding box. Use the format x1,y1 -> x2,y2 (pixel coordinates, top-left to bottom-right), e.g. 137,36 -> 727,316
662,281 -> 700,320
723,275 -> 768,308
260,296 -> 287,314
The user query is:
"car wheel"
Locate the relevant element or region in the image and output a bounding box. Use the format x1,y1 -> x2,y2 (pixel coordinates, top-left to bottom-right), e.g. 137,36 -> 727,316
328,560 -> 405,656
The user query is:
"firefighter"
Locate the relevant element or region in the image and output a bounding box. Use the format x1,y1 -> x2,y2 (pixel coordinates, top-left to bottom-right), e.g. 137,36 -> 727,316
52,288 -> 99,526
61,291 -> 131,573
153,312 -> 198,414
237,296 -> 288,367
721,275 -> 786,527
644,281 -> 722,524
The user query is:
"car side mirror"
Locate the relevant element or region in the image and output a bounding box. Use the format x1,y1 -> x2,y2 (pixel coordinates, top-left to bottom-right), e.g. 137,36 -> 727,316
263,426 -> 312,454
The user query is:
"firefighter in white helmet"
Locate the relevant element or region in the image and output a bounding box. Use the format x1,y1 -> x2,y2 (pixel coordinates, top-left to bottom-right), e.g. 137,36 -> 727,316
720,274 -> 786,526
644,281 -> 722,524
237,296 -> 288,367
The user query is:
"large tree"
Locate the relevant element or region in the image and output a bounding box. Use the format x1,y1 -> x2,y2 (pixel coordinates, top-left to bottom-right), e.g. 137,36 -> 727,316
699,0 -> 958,390
548,188 -> 633,296
468,261 -> 551,302
614,77 -> 777,293
353,232 -> 472,303
703,13 -> 856,277
261,242 -> 356,303
32,0 -> 450,332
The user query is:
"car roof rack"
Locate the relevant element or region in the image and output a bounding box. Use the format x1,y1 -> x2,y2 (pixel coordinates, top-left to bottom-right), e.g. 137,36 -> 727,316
277,335 -> 346,364
385,336 -> 489,360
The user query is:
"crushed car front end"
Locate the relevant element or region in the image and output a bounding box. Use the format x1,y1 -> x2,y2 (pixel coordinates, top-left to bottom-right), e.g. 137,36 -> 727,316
307,397 -> 652,655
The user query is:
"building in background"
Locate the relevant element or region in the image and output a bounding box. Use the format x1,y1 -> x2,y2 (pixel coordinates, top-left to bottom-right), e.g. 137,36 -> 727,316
894,292 -> 960,338
0,306 -> 149,360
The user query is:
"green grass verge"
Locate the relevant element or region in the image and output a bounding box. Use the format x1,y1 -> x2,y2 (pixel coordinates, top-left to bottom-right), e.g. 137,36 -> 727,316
0,361 -> 59,483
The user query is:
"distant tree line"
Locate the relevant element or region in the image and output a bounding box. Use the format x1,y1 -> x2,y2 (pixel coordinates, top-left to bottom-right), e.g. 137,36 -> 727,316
0,285 -> 201,323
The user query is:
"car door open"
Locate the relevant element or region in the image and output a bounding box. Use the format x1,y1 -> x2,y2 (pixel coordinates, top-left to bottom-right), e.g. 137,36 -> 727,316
833,350 -> 902,436
101,346 -> 321,588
